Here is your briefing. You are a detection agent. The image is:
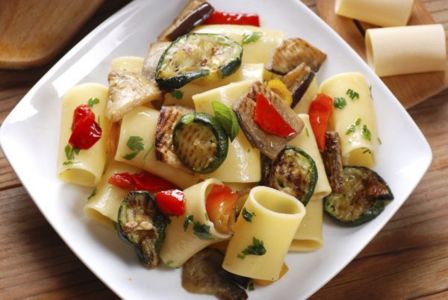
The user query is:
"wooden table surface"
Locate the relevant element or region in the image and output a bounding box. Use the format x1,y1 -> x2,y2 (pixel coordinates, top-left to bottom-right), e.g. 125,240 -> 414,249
0,0 -> 447,299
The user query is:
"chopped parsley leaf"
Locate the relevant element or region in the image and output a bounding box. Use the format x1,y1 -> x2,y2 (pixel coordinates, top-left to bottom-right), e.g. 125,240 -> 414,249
305,128 -> 310,137
123,136 -> 144,160
346,89 -> 360,100
63,144 -> 80,165
87,97 -> 100,107
238,237 -> 266,259
242,208 -> 255,222
334,97 -> 347,109
193,222 -> 212,240
242,32 -> 262,45
87,188 -> 97,200
362,125 -> 371,141
248,282 -> 255,291
170,90 -> 183,100
345,118 -> 362,135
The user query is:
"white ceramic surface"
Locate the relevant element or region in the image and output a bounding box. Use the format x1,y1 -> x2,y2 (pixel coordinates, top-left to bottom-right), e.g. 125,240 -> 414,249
0,0 -> 432,299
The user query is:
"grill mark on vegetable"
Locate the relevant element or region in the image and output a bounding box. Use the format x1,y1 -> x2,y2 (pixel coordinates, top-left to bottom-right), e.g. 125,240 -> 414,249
322,132 -> 344,193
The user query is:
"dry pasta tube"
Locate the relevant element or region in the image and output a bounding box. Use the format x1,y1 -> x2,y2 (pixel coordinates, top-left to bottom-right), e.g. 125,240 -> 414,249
223,186 -> 305,281
57,83 -> 110,187
335,0 -> 414,27
366,24 -> 447,77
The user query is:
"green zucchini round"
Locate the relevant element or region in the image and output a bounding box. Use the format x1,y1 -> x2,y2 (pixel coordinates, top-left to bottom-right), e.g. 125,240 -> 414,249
117,191 -> 168,268
173,113 -> 229,174
156,33 -> 243,90
266,146 -> 318,206
324,166 -> 394,226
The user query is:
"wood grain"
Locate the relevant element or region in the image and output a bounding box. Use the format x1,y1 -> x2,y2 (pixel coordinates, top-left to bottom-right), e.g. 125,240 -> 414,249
316,0 -> 448,109
0,1 -> 447,299
0,0 -> 104,69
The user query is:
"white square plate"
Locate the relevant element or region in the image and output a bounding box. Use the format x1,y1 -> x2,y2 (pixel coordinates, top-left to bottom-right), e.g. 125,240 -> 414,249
0,0 -> 432,299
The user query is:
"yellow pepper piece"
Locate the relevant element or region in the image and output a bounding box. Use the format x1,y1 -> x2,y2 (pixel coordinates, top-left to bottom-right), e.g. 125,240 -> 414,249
267,79 -> 293,107
253,263 -> 289,286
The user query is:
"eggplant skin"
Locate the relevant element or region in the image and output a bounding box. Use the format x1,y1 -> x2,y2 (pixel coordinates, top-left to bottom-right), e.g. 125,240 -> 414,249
158,0 -> 215,42
266,146 -> 318,206
322,131 -> 344,194
282,63 -> 315,108
117,191 -> 168,268
182,248 -> 248,300
324,166 -> 394,226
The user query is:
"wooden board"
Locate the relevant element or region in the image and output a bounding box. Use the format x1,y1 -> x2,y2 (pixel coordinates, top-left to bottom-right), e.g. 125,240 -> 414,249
316,0 -> 448,108
0,0 -> 104,69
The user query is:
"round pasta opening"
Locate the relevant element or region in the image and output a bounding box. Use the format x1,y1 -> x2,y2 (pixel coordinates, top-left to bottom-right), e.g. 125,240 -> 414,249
252,187 -> 301,215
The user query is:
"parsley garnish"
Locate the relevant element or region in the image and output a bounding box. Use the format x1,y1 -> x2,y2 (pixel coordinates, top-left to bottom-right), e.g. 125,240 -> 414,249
334,97 -> 347,109
242,32 -> 262,45
237,237 -> 266,259
377,137 -> 382,145
248,282 -> 255,291
346,89 -> 359,100
183,215 -> 194,231
193,222 -> 212,240
242,208 -> 255,222
171,90 -> 183,100
123,136 -> 144,160
362,125 -> 371,141
63,144 -> 80,165
87,97 -> 100,107
362,148 -> 372,154
345,118 -> 362,135
305,128 -> 310,137
212,101 -> 240,141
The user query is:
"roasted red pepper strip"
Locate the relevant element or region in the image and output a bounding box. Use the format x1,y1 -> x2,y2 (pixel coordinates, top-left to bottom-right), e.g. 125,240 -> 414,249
309,93 -> 333,152
108,171 -> 176,193
254,93 -> 296,138
204,11 -> 260,26
69,104 -> 102,149
155,189 -> 185,216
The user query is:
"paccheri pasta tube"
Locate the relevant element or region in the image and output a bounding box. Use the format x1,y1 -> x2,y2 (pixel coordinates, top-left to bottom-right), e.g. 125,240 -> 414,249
193,80 -> 261,183
319,72 -> 378,168
84,161 -> 140,225
57,83 -> 110,187
366,24 -> 447,77
223,186 -> 305,281
115,106 -> 201,189
160,179 -> 231,267
335,0 -> 414,27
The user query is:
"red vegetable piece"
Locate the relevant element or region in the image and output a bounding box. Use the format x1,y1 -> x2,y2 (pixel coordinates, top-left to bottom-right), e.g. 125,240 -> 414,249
155,189 -> 185,216
108,172 -> 136,190
69,116 -> 102,149
309,93 -> 333,152
254,93 -> 296,138
108,171 -> 177,193
72,104 -> 95,129
204,11 -> 260,26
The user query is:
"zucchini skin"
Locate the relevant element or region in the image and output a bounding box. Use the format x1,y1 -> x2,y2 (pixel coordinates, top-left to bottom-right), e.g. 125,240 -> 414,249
155,33 -> 243,90
266,146 -> 318,206
173,113 -> 229,174
116,191 -> 168,268
324,166 -> 394,226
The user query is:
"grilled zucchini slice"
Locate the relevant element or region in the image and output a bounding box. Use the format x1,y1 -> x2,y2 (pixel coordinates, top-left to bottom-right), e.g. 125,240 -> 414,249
266,146 -> 317,205
173,113 -> 229,173
324,166 -> 394,226
156,33 -> 243,90
117,191 -> 168,268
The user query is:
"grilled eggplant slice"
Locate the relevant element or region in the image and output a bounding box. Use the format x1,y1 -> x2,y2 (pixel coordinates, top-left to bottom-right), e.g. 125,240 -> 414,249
117,191 -> 168,268
322,131 -> 344,193
156,33 -> 243,90
158,0 -> 214,42
268,38 -> 326,74
107,71 -> 161,122
156,105 -> 193,169
182,248 -> 248,300
282,63 -> 315,108
173,113 -> 228,173
142,42 -> 170,81
266,146 -> 318,205
233,81 -> 304,160
324,166 -> 394,226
